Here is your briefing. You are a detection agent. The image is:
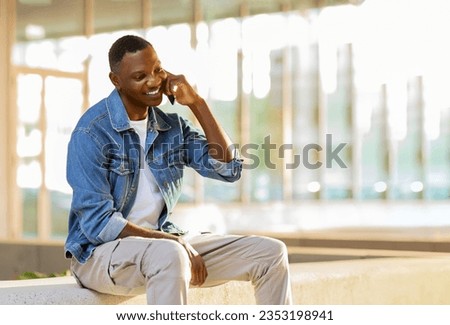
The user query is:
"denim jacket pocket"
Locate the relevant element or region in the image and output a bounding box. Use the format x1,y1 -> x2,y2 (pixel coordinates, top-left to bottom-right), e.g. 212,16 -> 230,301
108,156 -> 134,176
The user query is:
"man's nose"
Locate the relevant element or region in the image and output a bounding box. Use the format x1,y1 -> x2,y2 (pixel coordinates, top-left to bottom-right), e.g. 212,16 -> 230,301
145,77 -> 154,86
145,75 -> 158,87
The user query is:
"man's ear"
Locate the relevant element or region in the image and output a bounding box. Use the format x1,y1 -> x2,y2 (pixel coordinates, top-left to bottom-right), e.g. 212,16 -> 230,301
109,72 -> 120,89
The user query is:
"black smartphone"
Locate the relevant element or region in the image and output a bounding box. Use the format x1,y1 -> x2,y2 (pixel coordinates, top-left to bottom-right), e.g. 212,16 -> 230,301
168,94 -> 175,105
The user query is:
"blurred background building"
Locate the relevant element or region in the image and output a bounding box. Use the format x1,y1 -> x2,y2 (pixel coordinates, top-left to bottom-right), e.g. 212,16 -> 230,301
0,0 -> 449,279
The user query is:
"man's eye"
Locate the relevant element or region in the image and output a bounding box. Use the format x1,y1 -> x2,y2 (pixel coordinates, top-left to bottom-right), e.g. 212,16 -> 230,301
135,74 -> 145,80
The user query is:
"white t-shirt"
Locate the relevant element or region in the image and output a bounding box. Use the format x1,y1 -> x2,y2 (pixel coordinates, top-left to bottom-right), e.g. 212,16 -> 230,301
127,117 -> 165,229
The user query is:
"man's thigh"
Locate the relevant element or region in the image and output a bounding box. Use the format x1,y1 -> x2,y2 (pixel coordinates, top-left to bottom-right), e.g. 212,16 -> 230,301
71,237 -> 172,296
188,233 -> 283,286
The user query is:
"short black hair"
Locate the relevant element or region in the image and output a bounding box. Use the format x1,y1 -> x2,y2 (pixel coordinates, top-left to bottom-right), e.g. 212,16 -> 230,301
108,35 -> 152,73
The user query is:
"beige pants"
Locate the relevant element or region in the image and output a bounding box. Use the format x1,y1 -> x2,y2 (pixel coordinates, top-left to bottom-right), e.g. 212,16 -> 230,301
71,233 -> 292,305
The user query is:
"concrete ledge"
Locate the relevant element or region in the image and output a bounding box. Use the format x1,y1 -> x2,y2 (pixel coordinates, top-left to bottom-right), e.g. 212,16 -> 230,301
0,275 -> 253,305
294,257 -> 450,304
0,276 -> 145,304
2,257 -> 450,304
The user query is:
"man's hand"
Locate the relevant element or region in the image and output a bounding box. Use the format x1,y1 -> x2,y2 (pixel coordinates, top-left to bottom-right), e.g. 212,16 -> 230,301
179,239 -> 208,286
162,70 -> 235,163
163,71 -> 201,106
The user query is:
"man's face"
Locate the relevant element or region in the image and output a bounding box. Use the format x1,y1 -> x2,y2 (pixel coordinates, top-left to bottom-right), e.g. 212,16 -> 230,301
110,45 -> 167,115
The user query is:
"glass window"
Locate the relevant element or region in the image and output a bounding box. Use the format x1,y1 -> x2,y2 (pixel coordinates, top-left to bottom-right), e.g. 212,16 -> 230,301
16,73 -> 43,237
359,88 -> 389,200
423,76 -> 450,200
322,43 -> 353,199
13,36 -> 88,73
291,13 -> 321,200
15,72 -> 84,239
202,19 -> 241,203
88,32 -> 127,105
9,0 -> 450,243
45,76 -> 83,238
242,14 -> 287,202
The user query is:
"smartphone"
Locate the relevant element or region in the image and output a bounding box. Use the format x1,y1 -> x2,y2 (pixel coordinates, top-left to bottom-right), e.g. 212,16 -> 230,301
167,94 -> 175,105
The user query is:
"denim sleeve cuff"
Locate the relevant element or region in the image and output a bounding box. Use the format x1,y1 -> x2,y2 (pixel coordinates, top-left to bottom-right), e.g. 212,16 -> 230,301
97,212 -> 128,243
208,156 -> 243,178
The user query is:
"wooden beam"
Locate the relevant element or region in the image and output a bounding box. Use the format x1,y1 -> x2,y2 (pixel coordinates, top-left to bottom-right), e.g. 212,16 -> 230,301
142,0 -> 152,29
37,81 -> 50,240
84,0 -> 94,36
0,0 -> 21,239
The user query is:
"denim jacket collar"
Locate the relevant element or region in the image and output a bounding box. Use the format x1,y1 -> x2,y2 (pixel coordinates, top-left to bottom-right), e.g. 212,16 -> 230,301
106,89 -> 171,132
149,106 -> 171,131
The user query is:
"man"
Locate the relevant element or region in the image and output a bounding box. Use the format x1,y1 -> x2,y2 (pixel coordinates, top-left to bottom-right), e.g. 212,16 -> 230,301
64,34 -> 292,304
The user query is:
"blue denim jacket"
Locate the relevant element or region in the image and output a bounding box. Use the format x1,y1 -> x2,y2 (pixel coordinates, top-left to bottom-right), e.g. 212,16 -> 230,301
64,89 -> 242,263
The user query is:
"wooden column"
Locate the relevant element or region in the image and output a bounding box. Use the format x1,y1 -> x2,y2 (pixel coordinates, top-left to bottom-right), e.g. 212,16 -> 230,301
0,0 -> 20,239
142,0 -> 152,30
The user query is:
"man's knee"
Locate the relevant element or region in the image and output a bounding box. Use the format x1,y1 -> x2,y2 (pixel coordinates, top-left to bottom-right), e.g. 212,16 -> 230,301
166,240 -> 189,262
257,236 -> 289,264
143,239 -> 190,277
264,237 -> 287,255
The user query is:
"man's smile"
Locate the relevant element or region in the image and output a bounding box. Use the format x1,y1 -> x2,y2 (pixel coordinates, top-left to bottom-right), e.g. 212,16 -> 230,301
146,87 -> 160,96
